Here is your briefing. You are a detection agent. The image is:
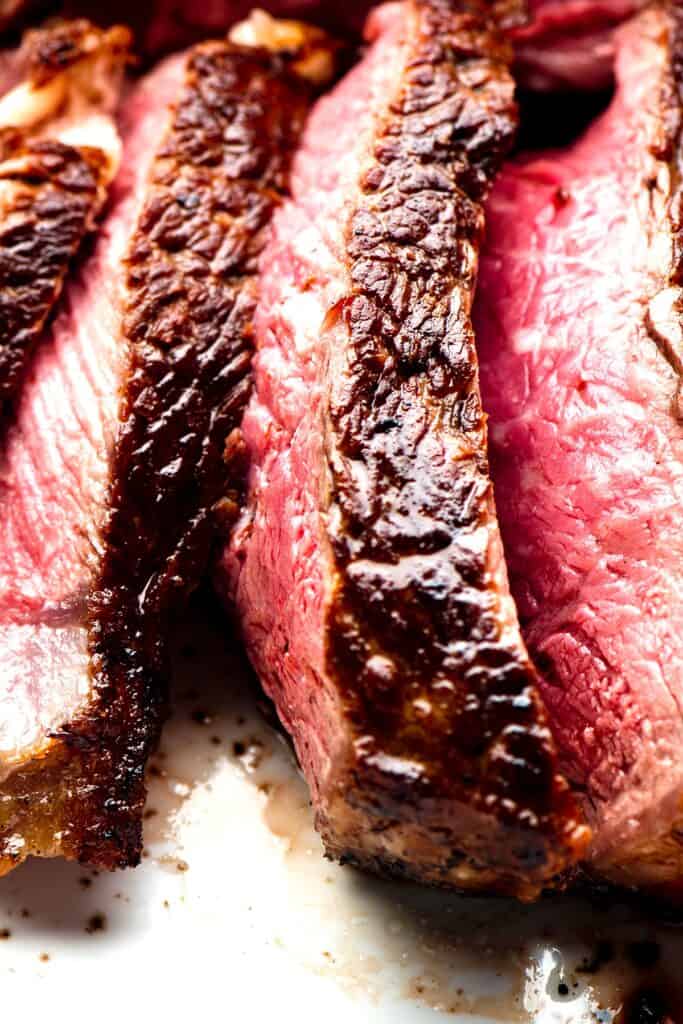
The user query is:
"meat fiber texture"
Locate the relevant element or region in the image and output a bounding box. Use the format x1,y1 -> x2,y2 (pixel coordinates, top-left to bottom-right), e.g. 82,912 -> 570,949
474,3 -> 683,891
222,0 -> 588,899
0,15 -> 335,875
0,54 -> 184,872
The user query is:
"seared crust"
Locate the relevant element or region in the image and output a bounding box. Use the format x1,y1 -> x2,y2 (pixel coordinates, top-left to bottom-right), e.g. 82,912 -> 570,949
0,135 -> 105,408
320,0 -> 588,897
19,19 -> 130,86
0,20 -> 130,413
646,3 -> 683,385
70,34 -> 332,870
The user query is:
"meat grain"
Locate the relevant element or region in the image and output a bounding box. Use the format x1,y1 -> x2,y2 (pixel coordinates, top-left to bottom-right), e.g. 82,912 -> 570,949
475,2 -> 683,891
0,15 -> 332,874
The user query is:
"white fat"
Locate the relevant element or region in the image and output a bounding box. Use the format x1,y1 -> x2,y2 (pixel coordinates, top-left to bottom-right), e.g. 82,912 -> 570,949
648,286 -> 683,376
230,8 -> 335,87
54,110 -> 122,182
0,27 -> 128,185
229,8 -> 303,50
0,75 -> 67,130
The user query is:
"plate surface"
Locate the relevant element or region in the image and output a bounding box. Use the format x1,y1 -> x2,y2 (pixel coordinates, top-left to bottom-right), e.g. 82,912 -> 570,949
0,596 -> 680,1024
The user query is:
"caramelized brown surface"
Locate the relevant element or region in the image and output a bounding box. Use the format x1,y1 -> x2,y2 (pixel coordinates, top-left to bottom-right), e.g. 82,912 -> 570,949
0,135 -> 104,408
0,20 -> 129,413
75,27 -> 334,871
318,0 -> 588,897
0,17 -> 336,876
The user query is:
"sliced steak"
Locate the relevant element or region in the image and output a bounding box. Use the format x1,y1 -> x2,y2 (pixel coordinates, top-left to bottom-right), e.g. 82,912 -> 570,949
0,16 -> 332,875
221,0 -> 588,898
474,3 -> 683,891
0,20 -> 129,412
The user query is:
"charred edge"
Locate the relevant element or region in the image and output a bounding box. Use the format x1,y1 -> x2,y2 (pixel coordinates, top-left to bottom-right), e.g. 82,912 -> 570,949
330,840 -> 559,900
72,38 -> 329,868
0,137 -> 103,412
323,0 -> 585,885
21,20 -> 131,87
645,5 -> 683,395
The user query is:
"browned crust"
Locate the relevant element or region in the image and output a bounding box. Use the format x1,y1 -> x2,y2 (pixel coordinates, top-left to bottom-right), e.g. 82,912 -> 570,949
645,3 -> 683,383
0,20 -> 132,413
319,0 -> 588,897
49,36 -> 330,871
0,134 -> 106,409
19,18 -> 130,86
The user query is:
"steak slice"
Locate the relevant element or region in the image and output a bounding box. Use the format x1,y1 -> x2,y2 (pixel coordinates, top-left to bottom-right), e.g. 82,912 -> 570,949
0,15 -> 332,875
221,0 -> 588,898
474,3 -> 683,891
0,20 -> 129,411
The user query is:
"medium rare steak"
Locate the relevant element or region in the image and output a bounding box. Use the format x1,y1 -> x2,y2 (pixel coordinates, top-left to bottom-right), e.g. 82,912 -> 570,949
222,0 -> 589,898
0,15 -> 332,874
0,20 -> 129,411
474,3 -> 683,891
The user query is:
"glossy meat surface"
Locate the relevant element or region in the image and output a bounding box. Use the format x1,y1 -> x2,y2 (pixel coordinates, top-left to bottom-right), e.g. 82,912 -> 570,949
0,20 -> 128,411
475,3 -> 683,890
0,19 -> 329,872
0,53 -> 183,872
223,0 -> 588,898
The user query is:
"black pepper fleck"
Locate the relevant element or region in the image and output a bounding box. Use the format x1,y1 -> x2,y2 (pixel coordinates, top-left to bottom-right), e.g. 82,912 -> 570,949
577,940 -> 614,975
85,913 -> 106,935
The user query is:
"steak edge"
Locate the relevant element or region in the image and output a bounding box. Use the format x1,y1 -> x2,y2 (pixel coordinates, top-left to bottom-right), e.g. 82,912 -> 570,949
0,16 -> 333,874
0,20 -> 129,412
475,1 -> 683,892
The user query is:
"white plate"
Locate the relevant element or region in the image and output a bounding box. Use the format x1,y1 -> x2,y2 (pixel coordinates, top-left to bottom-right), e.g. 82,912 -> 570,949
0,597 -> 680,1023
